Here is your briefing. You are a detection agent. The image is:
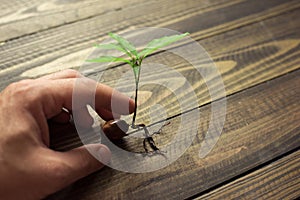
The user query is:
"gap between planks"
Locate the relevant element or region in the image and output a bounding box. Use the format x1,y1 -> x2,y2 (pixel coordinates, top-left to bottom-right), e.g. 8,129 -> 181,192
191,147 -> 300,200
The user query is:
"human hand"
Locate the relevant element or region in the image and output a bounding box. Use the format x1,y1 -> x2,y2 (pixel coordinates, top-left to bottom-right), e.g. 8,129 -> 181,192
0,69 -> 134,199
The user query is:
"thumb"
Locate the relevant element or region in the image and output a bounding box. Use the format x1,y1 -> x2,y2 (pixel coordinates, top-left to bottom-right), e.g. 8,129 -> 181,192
51,144 -> 111,188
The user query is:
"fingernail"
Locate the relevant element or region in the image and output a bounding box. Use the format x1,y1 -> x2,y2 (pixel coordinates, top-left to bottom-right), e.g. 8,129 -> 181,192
98,146 -> 111,165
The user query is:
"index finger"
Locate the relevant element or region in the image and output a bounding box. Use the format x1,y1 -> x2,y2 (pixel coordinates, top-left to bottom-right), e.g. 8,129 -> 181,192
43,77 -> 134,119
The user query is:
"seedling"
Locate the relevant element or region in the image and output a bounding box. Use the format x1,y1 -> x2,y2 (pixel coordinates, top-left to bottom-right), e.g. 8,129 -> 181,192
87,32 -> 189,152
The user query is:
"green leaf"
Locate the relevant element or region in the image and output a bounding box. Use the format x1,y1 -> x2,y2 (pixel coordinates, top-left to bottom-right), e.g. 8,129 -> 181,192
86,56 -> 131,64
108,32 -> 138,58
94,43 -> 128,54
138,32 -> 189,59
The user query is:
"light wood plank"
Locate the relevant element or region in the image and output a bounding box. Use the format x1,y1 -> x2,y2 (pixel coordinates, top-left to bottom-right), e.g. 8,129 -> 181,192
0,0 -> 153,42
0,0 -> 239,42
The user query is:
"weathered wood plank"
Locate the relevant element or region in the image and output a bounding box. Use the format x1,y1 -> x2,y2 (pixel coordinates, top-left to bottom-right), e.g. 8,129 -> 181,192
48,66 -> 300,199
0,0 -> 238,42
0,0 -> 151,42
0,0 -> 298,90
195,150 -> 300,200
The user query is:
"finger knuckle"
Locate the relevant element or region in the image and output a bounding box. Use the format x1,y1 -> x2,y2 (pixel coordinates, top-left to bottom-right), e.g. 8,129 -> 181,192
7,79 -> 35,97
63,69 -> 82,77
4,79 -> 46,107
7,79 -> 33,92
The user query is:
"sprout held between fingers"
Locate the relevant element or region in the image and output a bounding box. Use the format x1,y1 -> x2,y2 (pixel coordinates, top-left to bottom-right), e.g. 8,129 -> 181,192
89,32 -> 189,152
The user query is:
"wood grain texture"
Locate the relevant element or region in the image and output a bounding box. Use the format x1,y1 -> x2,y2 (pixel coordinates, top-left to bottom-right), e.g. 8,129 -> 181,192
196,150 -> 300,200
48,6 -> 300,149
0,0 -> 299,90
0,0 -> 299,199
0,0 -> 238,83
47,68 -> 300,200
0,1 -> 299,127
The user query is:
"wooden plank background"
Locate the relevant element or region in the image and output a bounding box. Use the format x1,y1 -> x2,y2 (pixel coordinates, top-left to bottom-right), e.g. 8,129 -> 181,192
0,0 -> 299,199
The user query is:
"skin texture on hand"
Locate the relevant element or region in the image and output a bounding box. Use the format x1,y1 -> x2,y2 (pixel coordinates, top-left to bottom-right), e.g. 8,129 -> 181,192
0,69 -> 134,200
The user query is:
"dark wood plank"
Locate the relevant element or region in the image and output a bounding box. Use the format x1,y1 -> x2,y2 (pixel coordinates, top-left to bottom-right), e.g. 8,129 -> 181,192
48,67 -> 300,199
196,150 -> 300,200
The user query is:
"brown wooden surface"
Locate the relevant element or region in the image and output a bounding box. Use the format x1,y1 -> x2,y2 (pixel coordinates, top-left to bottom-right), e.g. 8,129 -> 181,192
0,0 -> 299,199
196,150 -> 300,200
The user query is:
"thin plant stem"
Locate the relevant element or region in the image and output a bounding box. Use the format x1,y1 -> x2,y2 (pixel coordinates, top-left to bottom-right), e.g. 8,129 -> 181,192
131,84 -> 139,128
131,62 -> 141,128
